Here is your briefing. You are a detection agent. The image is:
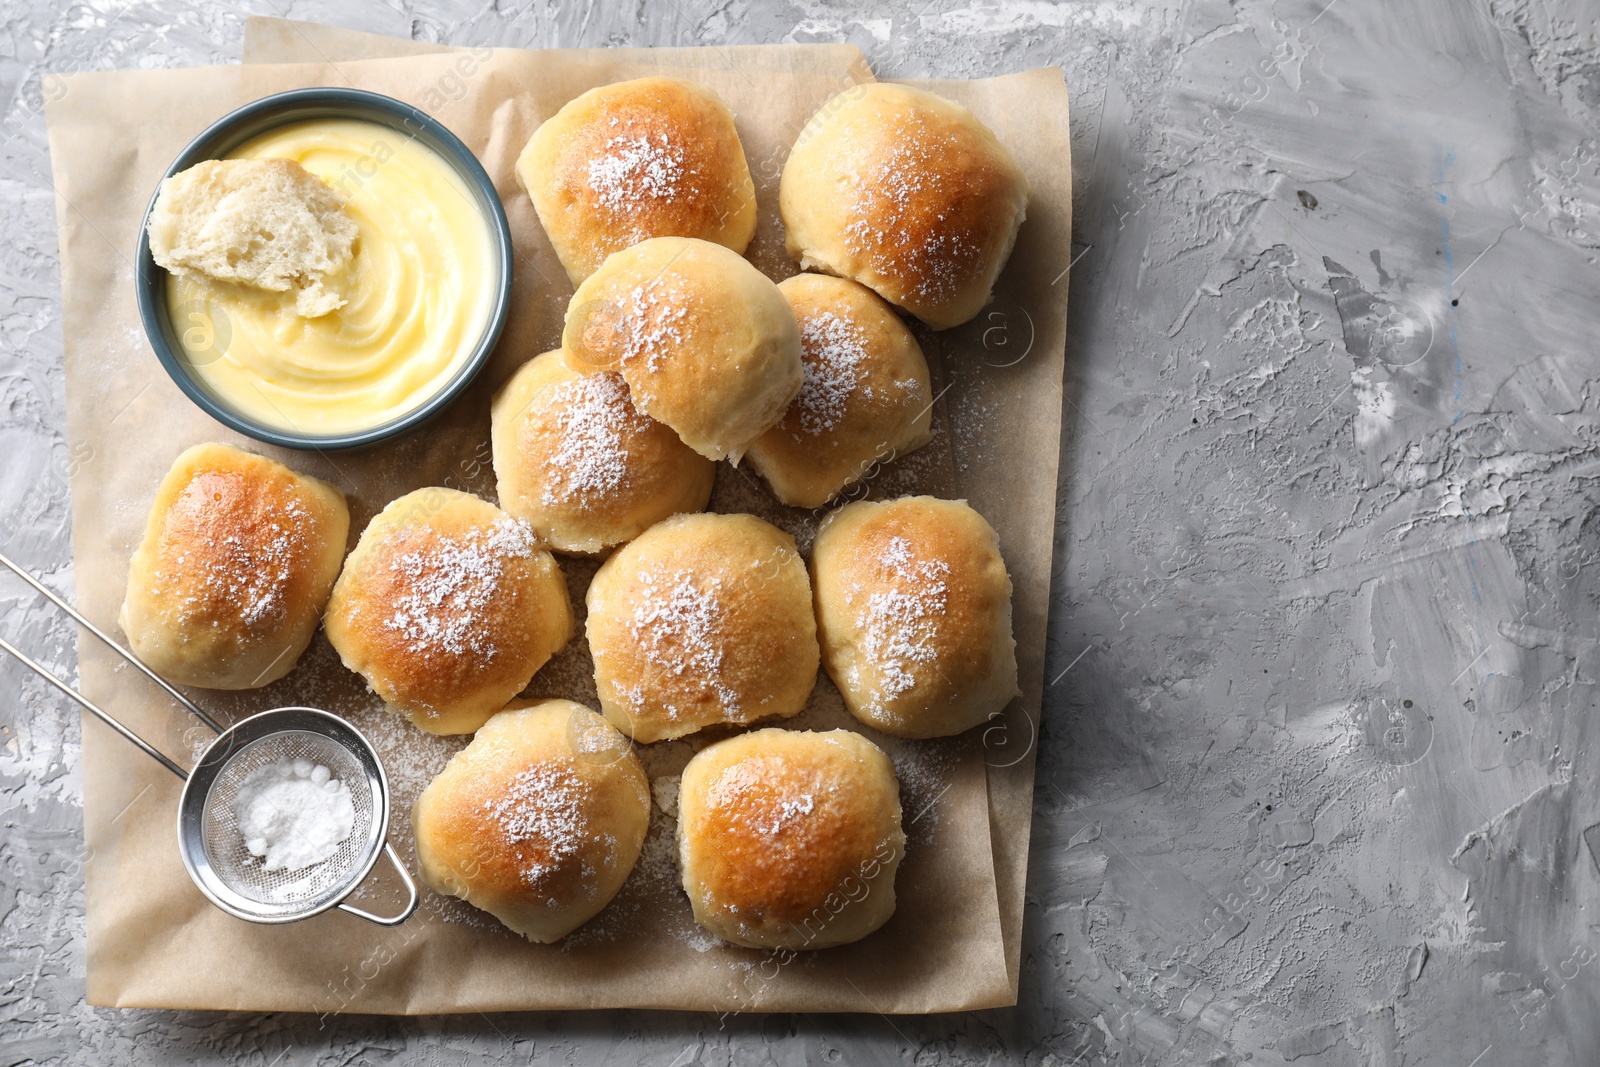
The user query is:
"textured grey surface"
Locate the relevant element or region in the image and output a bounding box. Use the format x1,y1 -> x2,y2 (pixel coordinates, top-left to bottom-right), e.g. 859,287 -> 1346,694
3,0 -> 1600,1063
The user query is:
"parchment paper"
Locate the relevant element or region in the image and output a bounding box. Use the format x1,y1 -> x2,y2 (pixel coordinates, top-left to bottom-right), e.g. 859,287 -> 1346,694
247,16 -> 1073,1002
45,26 -> 1069,1015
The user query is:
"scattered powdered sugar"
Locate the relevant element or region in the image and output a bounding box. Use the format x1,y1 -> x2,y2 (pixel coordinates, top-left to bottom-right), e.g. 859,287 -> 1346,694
852,535 -> 951,708
155,493 -> 311,632
481,760 -> 601,890
792,311 -> 872,438
345,702 -> 492,929
883,736 -> 960,846
520,556 -> 604,709
786,309 -> 923,443
232,757 -> 355,872
541,373 -> 643,506
561,743 -> 713,951
560,804 -> 714,951
630,570 -> 724,673
568,709 -> 624,759
679,923 -> 723,953
573,271 -> 694,381
627,567 -> 741,718
651,773 -> 681,818
586,132 -> 687,214
839,112 -> 988,304
617,278 -> 691,375
382,516 -> 539,661
705,761 -> 840,843
761,793 -> 816,835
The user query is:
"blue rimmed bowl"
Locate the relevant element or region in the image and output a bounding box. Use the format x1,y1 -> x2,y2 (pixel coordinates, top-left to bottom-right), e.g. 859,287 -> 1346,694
134,87 -> 513,451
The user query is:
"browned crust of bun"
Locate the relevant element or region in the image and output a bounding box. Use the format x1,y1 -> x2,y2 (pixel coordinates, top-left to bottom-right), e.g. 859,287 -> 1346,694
324,488 -> 572,735
118,442 -> 348,690
810,495 -> 1019,738
585,512 -> 819,742
490,350 -> 714,555
679,728 -> 904,949
780,84 -> 1029,330
561,237 -> 803,463
412,699 -> 649,943
745,274 -> 933,508
518,76 -> 757,284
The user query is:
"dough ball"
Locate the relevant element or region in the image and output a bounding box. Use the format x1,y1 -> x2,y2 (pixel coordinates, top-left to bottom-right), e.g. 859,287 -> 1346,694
810,495 -> 1018,738
491,350 -> 715,555
413,699 -> 649,943
585,512 -> 818,743
324,487 -> 572,735
780,83 -> 1029,329
745,274 -> 933,508
679,728 -> 904,950
118,442 -> 348,689
516,76 -> 757,285
562,236 -> 802,463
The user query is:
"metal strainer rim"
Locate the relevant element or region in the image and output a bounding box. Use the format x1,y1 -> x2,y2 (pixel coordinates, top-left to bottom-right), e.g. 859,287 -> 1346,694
177,706 -> 390,924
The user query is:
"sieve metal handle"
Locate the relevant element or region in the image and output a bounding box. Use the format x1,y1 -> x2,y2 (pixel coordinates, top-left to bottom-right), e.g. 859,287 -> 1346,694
336,843 -> 420,926
0,551 -> 224,734
0,550 -> 230,778
0,631 -> 189,778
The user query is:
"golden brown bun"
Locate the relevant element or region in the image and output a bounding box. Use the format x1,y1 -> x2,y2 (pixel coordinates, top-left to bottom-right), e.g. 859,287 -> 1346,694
412,699 -> 649,943
745,274 -> 934,508
491,350 -> 715,555
517,77 -> 757,286
585,512 -> 818,743
562,237 -> 803,463
780,84 -> 1030,330
324,488 -> 572,735
679,728 -> 904,950
118,443 -> 348,690
811,496 -> 1018,738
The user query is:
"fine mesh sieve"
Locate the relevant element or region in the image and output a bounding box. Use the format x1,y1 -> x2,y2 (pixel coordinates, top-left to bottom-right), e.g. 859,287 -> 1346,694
179,706 -> 415,924
0,551 -> 418,927
201,731 -> 374,908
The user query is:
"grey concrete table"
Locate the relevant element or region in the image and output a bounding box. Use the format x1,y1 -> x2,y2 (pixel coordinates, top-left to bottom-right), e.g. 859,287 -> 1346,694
4,1 -> 1599,1063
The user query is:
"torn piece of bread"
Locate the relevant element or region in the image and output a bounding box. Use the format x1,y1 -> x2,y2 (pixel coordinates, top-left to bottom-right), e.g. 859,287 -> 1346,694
147,158 -> 358,318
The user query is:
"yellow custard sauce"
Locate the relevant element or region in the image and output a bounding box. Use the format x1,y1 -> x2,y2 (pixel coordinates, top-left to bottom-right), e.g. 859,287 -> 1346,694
167,118 -> 497,436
